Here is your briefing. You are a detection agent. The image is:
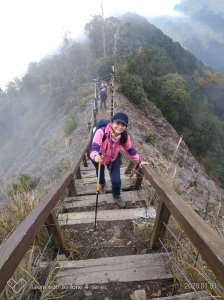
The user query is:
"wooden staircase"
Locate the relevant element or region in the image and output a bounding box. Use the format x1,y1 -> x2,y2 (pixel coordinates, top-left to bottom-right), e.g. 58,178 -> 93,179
41,162 -> 211,299
0,86 -> 223,299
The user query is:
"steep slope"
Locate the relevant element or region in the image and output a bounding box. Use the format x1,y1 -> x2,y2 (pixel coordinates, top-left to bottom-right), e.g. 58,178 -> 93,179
115,92 -> 222,206
1,88 -> 222,216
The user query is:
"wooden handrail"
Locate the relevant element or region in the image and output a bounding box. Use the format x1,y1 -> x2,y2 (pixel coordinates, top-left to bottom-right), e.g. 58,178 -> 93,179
121,149 -> 224,287
0,172 -> 73,292
0,122 -> 93,293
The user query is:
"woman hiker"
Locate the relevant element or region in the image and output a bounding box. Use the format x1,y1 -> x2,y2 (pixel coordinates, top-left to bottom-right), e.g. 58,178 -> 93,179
90,112 -> 148,208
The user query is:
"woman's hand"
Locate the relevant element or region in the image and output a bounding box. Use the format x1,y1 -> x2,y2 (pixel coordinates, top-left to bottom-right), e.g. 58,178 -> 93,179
139,161 -> 149,168
94,155 -> 103,163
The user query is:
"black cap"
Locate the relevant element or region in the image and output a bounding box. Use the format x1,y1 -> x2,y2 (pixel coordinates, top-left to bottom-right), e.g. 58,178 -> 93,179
112,112 -> 129,126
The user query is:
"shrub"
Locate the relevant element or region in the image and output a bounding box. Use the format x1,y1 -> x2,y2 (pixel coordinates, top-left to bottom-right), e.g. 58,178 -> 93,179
8,173 -> 38,195
188,180 -> 197,189
63,113 -> 77,135
163,149 -> 172,161
145,133 -> 157,146
117,69 -> 147,104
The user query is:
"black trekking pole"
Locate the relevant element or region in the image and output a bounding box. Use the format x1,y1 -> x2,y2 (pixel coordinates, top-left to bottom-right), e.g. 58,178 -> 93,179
94,161 -> 101,231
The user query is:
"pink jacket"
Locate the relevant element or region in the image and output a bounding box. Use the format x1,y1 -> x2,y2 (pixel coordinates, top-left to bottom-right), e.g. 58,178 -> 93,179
90,123 -> 140,165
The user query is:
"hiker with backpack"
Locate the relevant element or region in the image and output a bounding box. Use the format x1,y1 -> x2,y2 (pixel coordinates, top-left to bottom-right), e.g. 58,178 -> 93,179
90,112 -> 148,208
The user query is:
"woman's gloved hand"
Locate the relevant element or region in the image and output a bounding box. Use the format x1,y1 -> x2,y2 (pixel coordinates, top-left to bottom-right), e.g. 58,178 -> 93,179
94,154 -> 103,163
139,161 -> 149,168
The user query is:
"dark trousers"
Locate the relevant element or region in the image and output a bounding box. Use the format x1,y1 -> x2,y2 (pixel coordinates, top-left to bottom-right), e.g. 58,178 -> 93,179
91,155 -> 121,197
100,98 -> 107,109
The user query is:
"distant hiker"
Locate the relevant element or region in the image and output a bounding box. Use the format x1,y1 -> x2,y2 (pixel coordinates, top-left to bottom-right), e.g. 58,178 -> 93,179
90,112 -> 149,208
99,87 -> 107,109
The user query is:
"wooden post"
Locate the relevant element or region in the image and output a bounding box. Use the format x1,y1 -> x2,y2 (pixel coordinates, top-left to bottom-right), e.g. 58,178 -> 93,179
87,121 -> 91,132
87,148 -> 90,160
83,154 -> 88,167
76,167 -> 81,179
150,200 -> 171,249
68,179 -> 76,196
134,168 -> 143,190
45,211 -> 69,256
93,109 -> 97,126
94,82 -> 98,113
125,161 -> 134,174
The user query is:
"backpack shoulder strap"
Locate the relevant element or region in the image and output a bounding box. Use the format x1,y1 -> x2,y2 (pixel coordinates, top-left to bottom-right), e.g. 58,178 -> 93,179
102,127 -> 107,142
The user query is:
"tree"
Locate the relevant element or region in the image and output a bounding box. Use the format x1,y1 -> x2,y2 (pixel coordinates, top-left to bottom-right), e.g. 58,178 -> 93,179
154,73 -> 189,124
85,15 -> 106,58
190,69 -> 222,93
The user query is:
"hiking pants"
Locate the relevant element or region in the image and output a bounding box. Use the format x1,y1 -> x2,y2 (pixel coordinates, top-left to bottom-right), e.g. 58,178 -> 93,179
100,98 -> 107,109
91,154 -> 121,197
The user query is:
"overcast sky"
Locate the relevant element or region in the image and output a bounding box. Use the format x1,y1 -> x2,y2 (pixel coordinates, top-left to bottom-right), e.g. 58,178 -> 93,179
0,0 -> 181,89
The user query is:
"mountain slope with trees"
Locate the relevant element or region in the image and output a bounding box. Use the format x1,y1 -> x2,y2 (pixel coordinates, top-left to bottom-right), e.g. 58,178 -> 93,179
0,12 -> 224,189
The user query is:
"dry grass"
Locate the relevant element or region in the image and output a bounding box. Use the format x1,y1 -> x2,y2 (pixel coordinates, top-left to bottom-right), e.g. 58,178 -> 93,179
0,185 -> 56,299
0,245 -> 43,300
135,133 -> 224,297
62,228 -> 83,260
162,221 -> 224,299
0,183 -> 45,244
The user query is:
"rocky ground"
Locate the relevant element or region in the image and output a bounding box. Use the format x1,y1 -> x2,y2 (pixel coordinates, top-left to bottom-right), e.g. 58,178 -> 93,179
115,93 -> 223,218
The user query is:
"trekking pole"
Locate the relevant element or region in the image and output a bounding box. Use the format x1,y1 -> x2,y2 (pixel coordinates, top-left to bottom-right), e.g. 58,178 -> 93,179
94,161 -> 101,231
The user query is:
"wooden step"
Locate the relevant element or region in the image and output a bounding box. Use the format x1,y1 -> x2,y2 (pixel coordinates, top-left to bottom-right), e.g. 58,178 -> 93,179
58,207 -> 156,226
151,291 -> 211,299
79,166 -> 128,179
76,173 -> 131,184
80,162 -> 96,171
64,190 -> 146,209
53,253 -> 173,285
75,178 -> 134,195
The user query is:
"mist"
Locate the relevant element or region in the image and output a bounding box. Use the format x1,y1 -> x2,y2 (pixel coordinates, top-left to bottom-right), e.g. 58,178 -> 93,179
150,0 -> 224,72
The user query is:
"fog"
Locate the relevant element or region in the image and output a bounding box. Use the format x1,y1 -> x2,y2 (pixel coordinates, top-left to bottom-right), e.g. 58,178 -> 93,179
151,0 -> 224,72
1,0 -> 224,198
0,0 -> 180,90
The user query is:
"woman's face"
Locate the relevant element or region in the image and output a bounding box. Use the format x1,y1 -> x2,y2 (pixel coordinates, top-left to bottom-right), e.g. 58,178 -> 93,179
112,121 -> 127,135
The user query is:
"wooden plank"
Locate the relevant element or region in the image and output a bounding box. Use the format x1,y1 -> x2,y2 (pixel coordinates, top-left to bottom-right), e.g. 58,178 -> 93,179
151,291 -> 211,300
76,173 -> 130,184
64,190 -> 146,209
141,164 -> 224,287
78,166 -> 129,181
54,253 -> 173,285
75,178 -> 133,195
58,207 -> 156,225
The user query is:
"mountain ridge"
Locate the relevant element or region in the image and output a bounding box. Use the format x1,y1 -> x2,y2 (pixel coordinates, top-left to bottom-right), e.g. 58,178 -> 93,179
0,12 -> 223,197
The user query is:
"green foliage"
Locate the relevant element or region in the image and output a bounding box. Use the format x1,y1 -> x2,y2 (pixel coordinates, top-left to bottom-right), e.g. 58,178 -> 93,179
153,73 -> 189,124
163,149 -> 172,161
89,56 -> 115,79
188,180 -> 197,189
63,113 -> 77,135
77,83 -> 94,108
195,69 -> 222,87
117,68 -> 147,104
145,133 -> 157,146
8,174 -> 38,195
